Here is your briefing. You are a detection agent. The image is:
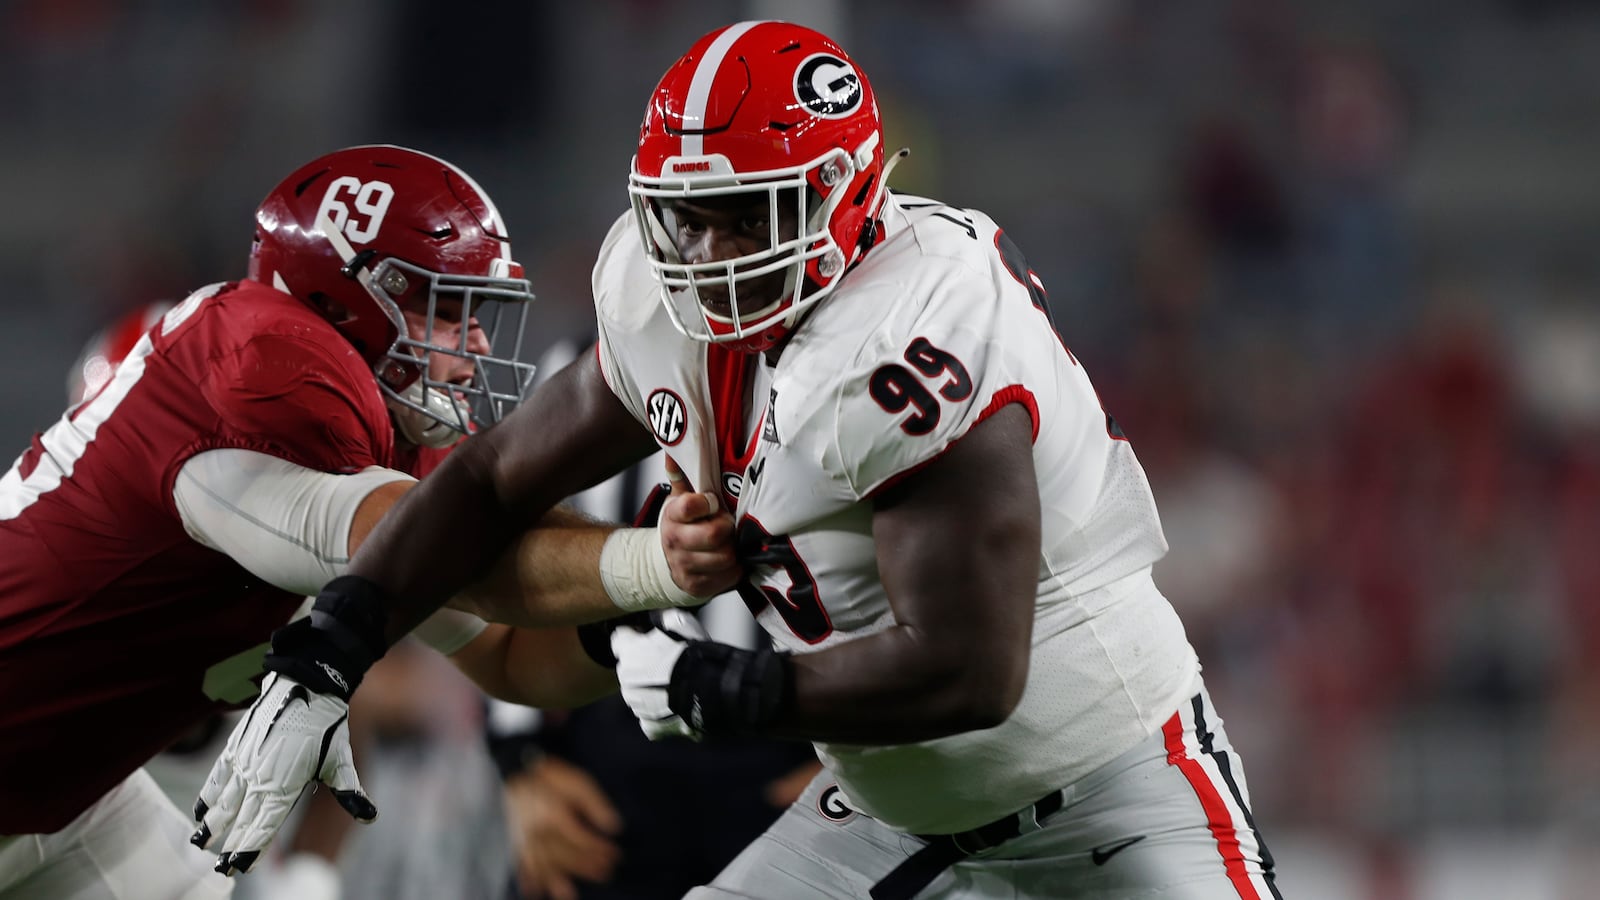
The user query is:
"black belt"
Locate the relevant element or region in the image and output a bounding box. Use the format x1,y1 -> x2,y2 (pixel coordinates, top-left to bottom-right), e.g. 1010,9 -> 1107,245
869,789 -> 1065,900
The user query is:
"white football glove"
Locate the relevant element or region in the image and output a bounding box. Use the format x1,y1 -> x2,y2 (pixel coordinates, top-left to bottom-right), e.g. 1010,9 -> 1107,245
191,671 -> 376,875
612,609 -> 707,741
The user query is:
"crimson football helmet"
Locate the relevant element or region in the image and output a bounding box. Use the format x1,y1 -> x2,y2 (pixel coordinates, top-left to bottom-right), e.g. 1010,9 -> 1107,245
629,21 -> 899,354
68,301 -> 173,405
249,145 -> 536,444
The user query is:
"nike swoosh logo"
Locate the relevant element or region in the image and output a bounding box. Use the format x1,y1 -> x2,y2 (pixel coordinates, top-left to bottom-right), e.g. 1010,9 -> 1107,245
268,684 -> 311,730
1091,834 -> 1146,866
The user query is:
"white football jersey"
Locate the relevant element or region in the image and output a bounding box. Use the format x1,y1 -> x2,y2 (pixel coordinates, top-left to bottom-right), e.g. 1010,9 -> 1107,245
593,193 -> 1202,834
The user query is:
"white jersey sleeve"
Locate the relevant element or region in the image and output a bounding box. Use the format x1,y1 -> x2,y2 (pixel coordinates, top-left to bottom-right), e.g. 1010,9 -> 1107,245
590,208 -> 727,493
592,211 -> 658,430
816,276 -> 1049,501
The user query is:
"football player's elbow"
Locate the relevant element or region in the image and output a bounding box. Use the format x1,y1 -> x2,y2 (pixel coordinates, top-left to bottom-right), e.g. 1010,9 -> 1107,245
958,660 -> 1027,730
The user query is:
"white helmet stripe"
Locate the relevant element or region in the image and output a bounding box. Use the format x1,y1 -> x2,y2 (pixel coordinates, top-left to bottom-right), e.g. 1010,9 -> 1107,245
680,20 -> 768,158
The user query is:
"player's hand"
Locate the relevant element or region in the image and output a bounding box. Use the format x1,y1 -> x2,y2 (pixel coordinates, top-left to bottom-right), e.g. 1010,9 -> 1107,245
658,456 -> 742,599
192,577 -> 389,876
192,671 -> 376,875
504,755 -> 623,900
611,608 -> 707,741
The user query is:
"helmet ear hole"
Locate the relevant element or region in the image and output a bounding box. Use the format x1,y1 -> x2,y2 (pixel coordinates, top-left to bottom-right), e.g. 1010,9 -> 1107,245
851,173 -> 877,208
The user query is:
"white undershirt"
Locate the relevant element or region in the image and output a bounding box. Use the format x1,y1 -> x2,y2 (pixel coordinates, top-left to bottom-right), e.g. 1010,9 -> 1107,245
171,447 -> 487,655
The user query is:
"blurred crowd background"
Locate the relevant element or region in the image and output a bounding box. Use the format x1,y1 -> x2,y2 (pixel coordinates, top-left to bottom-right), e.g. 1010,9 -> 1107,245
4,0 -> 1599,897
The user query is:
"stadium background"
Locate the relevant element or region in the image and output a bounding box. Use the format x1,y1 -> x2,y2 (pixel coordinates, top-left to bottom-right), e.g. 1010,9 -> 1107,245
3,0 -> 1598,896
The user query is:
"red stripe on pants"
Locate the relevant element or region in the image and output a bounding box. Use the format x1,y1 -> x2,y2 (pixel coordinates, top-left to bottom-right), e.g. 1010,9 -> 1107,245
1162,713 -> 1261,900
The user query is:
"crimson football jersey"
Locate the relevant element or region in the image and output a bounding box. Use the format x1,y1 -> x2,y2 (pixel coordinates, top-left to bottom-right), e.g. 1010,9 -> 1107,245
0,280 -> 405,833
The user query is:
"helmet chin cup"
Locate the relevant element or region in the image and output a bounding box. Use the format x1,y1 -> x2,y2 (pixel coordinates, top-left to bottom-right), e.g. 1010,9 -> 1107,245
387,381 -> 469,449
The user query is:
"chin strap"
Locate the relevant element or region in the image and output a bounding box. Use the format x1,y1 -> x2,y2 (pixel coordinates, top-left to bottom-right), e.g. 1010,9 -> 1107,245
385,380 -> 469,449
775,147 -> 910,340
865,148 -> 909,232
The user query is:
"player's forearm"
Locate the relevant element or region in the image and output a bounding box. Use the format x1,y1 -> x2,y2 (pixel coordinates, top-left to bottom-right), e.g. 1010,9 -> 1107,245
353,356 -> 661,644
774,624 -> 1027,744
448,501 -> 724,627
650,614 -> 1029,745
768,403 -> 1035,744
449,510 -> 623,627
352,440 -> 531,642
451,623 -> 618,708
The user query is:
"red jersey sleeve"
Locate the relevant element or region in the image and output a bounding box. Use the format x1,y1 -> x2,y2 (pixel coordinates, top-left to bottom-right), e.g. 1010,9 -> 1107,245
201,332 -> 391,474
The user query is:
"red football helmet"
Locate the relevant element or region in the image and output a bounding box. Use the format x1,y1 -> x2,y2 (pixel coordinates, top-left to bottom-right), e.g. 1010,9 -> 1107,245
249,145 -> 536,442
629,21 -> 893,353
68,301 -> 173,405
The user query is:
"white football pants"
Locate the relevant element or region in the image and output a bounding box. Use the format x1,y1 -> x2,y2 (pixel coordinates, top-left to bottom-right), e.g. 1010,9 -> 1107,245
0,768 -> 233,900
691,686 -> 1281,900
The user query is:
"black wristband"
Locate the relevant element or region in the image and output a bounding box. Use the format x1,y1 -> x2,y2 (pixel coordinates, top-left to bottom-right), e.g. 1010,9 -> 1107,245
262,575 -> 391,700
309,575 -> 390,660
667,642 -> 792,737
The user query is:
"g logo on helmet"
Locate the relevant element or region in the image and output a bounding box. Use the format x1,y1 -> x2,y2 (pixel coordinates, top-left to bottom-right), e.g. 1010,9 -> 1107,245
794,53 -> 862,119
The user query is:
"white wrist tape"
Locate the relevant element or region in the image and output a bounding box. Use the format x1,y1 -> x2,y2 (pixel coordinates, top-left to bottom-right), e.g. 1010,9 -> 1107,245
599,527 -> 704,612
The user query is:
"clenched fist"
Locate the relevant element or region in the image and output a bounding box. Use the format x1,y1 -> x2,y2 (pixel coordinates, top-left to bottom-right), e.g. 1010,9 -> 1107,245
657,455 -> 742,599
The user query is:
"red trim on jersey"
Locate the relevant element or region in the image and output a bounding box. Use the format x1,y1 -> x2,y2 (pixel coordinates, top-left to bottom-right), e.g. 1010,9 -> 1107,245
704,344 -> 764,491
1162,712 -> 1262,900
977,385 -> 1039,442
593,340 -> 613,391
867,385 -> 1038,498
